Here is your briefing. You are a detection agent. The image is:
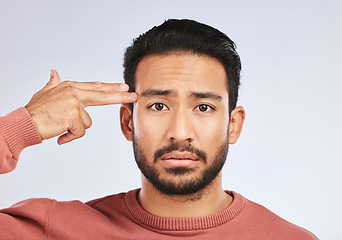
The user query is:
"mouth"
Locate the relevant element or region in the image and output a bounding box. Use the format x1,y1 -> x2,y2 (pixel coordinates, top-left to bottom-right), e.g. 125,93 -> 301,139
160,151 -> 200,167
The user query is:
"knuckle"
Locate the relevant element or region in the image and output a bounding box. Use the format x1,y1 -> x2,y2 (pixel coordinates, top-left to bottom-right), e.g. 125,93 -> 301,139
101,91 -> 109,100
62,80 -> 73,86
68,124 -> 86,138
79,128 -> 86,137
63,86 -> 80,101
92,82 -> 102,90
60,81 -> 72,90
61,81 -> 78,94
85,119 -> 93,129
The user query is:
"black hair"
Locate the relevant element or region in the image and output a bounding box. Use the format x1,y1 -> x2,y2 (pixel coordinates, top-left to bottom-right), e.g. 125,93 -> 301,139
123,19 -> 241,113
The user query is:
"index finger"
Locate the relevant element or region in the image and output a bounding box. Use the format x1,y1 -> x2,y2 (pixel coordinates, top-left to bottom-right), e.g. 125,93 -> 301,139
64,81 -> 130,92
78,89 -> 137,107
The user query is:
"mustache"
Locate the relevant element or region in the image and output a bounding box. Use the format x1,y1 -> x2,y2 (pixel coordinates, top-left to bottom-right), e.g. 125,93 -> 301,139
153,142 -> 207,163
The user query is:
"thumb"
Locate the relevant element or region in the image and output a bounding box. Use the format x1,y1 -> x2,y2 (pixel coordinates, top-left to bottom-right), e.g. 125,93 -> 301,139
44,69 -> 62,90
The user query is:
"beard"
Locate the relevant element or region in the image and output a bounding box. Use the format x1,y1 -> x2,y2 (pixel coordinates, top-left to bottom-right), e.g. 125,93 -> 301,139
132,133 -> 229,196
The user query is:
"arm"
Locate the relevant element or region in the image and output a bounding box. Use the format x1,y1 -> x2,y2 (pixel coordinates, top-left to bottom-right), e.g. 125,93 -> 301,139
0,70 -> 137,238
0,69 -> 137,172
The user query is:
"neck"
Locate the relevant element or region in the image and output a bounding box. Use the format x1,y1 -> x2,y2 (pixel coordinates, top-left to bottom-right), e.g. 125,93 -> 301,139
138,171 -> 232,218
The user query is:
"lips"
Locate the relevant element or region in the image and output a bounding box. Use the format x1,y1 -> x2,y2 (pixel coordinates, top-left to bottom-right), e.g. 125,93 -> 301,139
160,151 -> 200,161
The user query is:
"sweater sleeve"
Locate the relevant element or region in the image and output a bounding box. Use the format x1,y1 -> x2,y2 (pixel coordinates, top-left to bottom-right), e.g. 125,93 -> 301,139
0,198 -> 53,240
0,107 -> 42,174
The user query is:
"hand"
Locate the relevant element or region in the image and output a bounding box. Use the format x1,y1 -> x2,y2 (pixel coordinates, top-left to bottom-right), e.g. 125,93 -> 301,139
25,70 -> 137,144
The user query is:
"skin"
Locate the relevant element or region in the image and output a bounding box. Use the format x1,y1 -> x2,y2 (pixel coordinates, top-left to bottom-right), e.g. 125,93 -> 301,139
120,53 -> 245,218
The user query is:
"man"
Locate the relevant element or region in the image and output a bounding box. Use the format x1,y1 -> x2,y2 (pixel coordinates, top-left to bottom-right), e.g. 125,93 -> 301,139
0,19 -> 318,239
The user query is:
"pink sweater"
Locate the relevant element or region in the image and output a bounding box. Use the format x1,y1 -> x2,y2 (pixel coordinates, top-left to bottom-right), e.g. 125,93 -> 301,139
0,108 -> 318,239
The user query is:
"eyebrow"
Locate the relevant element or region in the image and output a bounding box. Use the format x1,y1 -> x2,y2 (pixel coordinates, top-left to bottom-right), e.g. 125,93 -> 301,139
141,89 -> 176,97
189,91 -> 222,101
140,89 -> 223,101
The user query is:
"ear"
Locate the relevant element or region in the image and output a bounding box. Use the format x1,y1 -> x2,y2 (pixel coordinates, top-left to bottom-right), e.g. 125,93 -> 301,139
228,106 -> 245,144
120,104 -> 133,141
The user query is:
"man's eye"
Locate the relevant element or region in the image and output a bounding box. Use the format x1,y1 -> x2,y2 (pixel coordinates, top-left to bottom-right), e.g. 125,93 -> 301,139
196,104 -> 213,112
150,103 -> 168,111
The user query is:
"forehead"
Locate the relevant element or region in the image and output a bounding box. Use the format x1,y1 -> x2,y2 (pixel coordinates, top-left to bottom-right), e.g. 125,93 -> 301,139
134,53 -> 228,95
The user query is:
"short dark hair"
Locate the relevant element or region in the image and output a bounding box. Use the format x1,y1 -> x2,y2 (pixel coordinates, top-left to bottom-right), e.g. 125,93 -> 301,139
123,19 -> 241,113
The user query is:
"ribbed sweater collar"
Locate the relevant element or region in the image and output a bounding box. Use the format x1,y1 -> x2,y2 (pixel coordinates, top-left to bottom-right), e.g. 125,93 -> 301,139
125,189 -> 246,231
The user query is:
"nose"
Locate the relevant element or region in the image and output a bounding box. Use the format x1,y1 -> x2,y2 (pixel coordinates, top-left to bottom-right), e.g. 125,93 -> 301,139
167,106 -> 195,143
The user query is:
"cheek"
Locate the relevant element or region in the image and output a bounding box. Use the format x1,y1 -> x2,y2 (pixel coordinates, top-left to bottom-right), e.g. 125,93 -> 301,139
133,104 -> 168,157
194,112 -> 229,150
199,111 -> 229,132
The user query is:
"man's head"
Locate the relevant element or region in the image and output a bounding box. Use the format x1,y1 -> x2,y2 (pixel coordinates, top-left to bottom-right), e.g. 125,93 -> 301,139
120,19 -> 245,196
123,19 -> 241,114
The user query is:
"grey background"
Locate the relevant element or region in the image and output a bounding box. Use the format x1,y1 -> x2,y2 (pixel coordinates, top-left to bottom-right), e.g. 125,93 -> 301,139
1,0 -> 341,239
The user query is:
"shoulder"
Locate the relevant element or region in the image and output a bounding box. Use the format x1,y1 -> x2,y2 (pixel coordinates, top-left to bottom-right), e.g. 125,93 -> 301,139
0,192 -> 135,239
1,197 -> 53,217
3,197 -> 90,220
85,191 -> 127,208
229,191 -> 318,240
2,191 -> 127,222
3,189 -> 133,217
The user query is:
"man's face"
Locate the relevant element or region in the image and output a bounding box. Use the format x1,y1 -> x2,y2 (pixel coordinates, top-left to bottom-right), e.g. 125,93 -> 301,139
131,53 -> 230,195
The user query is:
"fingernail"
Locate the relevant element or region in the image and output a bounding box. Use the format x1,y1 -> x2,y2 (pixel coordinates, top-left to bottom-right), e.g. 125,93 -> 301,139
130,92 -> 137,98
120,83 -> 129,91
